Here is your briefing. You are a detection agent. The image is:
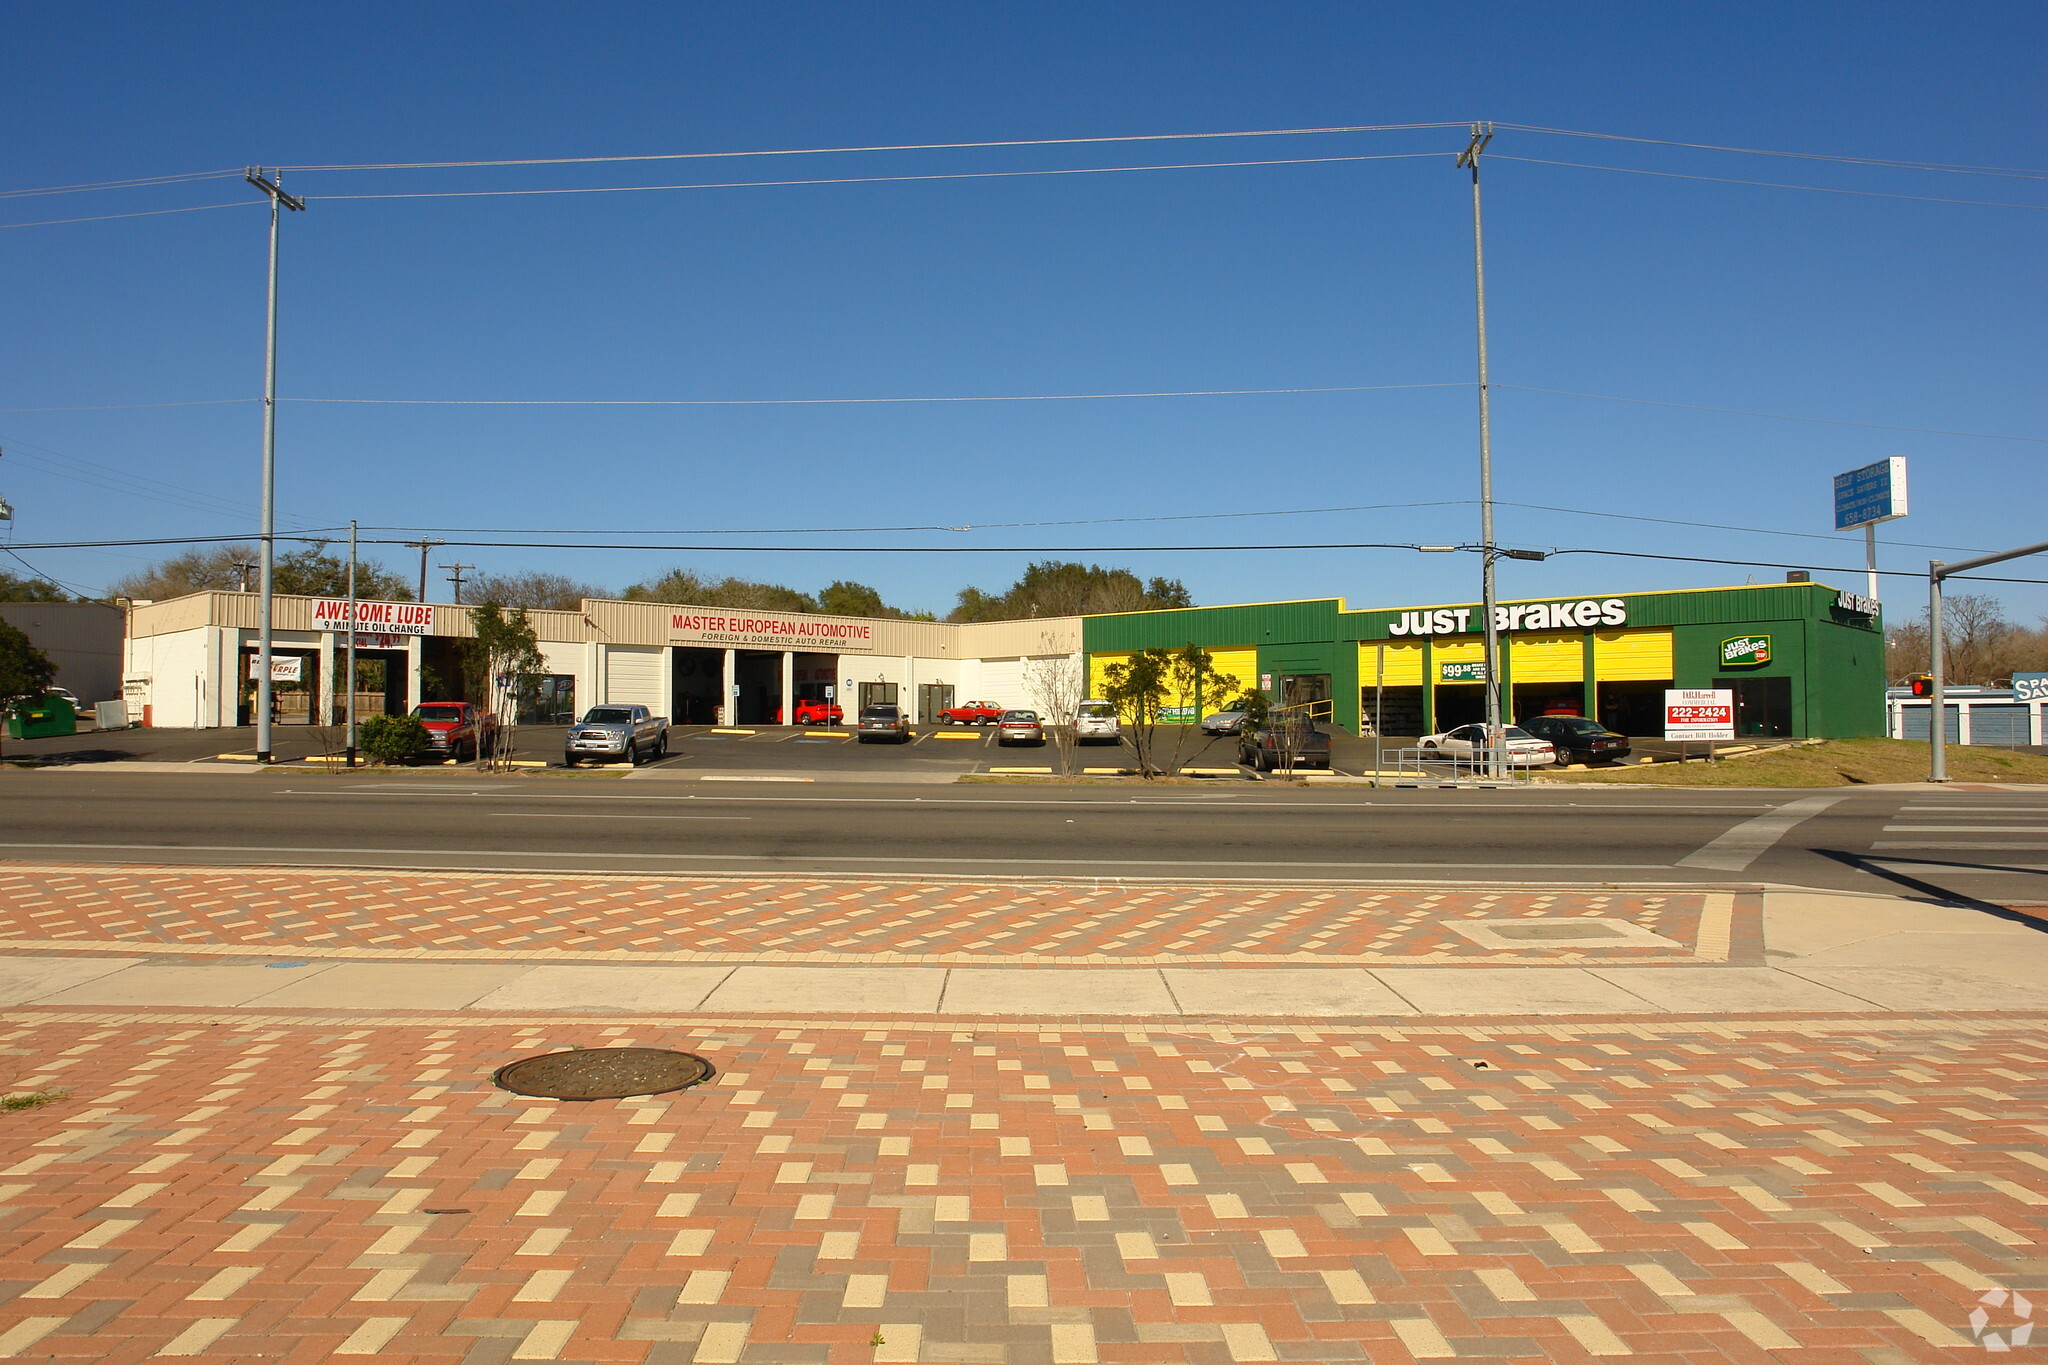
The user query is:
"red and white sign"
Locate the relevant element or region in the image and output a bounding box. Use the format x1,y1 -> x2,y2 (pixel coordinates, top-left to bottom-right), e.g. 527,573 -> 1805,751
668,611 -> 876,654
1664,688 -> 1735,741
249,655 -> 304,682
314,599 -> 435,637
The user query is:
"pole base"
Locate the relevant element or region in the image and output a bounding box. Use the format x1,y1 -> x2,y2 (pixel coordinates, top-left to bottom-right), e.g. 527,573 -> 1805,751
345,747 -> 357,768
256,751 -> 272,764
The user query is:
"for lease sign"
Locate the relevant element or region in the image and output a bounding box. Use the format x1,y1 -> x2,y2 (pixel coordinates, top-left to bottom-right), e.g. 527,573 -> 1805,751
669,611 -> 877,653
314,599 -> 434,636
1665,688 -> 1735,741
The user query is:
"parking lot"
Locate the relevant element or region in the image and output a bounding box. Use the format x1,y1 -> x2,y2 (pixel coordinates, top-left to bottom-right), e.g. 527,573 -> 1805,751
6,717 -> 1737,778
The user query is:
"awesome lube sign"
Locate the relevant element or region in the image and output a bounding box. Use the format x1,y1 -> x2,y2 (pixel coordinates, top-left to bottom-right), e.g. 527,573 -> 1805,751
1384,597 -> 1628,638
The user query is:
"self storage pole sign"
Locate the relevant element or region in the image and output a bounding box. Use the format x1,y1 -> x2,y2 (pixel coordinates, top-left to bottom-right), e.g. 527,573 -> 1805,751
1665,688 -> 1735,741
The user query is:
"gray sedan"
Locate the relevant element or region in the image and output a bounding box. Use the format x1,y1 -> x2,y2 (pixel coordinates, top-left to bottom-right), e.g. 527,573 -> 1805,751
996,709 -> 1044,745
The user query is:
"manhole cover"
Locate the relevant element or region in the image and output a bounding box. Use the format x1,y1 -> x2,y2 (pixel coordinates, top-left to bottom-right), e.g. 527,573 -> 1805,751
493,1048 -> 715,1101
1485,922 -> 1627,941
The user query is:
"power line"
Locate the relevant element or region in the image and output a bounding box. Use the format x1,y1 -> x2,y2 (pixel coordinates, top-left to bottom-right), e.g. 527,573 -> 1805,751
0,545 -> 99,598
275,123 -> 1470,174
287,381 -> 1463,408
1492,123 -> 2048,179
303,152 -> 1446,204
1495,501 -> 1998,557
0,399 -> 258,414
0,168 -> 249,201
4,530 -> 2043,585
1489,155 -> 2047,211
0,200 -> 258,232
1495,385 -> 2047,442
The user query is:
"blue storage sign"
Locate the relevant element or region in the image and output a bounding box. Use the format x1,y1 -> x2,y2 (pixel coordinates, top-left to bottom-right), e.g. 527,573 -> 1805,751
2016,672 -> 2048,703
1833,457 -> 1908,530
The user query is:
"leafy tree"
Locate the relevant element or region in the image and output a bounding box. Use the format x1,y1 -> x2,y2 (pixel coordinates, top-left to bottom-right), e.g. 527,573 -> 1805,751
949,561 -> 1193,622
357,713 -> 430,765
113,544 -> 412,601
463,603 -> 547,770
0,569 -> 73,603
624,569 -> 815,612
1100,644 -> 1240,777
464,571 -> 608,611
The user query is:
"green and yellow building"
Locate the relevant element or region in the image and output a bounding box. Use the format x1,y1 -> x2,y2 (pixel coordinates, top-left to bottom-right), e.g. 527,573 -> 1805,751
1084,581 -> 1885,739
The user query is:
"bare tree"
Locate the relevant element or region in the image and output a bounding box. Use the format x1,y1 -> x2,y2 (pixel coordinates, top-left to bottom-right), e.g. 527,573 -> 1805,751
1023,633 -> 1086,774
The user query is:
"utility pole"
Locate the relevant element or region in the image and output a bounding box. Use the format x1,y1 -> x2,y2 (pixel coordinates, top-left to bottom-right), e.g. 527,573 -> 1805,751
245,168 -> 305,765
1455,123 -> 1502,776
405,538 -> 443,603
1927,539 -> 2048,782
345,521 -> 359,768
231,559 -> 258,593
442,562 -> 475,605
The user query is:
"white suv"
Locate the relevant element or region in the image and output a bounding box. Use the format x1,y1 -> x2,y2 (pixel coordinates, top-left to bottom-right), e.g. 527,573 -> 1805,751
1074,699 -> 1120,744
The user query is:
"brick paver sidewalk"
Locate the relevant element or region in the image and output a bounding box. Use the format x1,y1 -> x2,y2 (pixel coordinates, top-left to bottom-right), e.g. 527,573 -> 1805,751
2,1009 -> 2042,1362
0,866 -> 1749,966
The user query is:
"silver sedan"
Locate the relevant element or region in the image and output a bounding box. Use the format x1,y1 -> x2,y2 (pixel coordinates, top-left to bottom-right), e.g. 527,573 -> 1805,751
996,709 -> 1044,745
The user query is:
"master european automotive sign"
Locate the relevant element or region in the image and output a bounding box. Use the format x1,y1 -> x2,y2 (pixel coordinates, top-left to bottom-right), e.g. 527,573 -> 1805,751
669,611 -> 877,653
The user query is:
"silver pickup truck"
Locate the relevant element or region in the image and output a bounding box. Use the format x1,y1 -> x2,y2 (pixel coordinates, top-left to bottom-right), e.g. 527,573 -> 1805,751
564,704 -> 669,766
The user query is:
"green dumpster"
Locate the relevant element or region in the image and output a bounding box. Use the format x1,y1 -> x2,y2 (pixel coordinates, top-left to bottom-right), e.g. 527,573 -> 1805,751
6,694 -> 77,740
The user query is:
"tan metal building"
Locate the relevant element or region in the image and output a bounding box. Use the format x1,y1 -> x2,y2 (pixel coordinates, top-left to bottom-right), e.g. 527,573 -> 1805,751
121,592 -> 1083,730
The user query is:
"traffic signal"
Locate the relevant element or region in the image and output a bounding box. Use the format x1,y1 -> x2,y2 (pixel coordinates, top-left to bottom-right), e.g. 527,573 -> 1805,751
1908,674 -> 1934,697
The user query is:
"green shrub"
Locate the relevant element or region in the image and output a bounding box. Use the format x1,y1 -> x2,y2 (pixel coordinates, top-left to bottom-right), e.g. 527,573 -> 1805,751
359,713 -> 430,765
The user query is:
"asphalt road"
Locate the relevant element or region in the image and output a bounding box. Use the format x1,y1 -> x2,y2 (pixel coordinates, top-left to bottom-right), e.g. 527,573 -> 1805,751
2,768 -> 2043,902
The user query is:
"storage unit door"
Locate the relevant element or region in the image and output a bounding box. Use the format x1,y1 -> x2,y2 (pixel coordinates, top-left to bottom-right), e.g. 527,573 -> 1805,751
605,646 -> 664,710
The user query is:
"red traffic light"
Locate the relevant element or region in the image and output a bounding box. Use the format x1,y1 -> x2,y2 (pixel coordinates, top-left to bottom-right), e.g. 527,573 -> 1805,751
1908,674 -> 1934,697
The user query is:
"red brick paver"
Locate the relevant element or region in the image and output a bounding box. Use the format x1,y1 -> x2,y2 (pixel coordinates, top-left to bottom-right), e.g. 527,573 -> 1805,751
0,866 -> 1749,966
1,1011 -> 2040,1362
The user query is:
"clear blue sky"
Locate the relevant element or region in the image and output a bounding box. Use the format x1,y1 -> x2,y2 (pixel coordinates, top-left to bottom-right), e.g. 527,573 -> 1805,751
3,3 -> 2043,624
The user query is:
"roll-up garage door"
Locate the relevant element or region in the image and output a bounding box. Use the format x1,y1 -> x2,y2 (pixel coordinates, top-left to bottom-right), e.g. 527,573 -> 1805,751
1592,630 -> 1673,681
605,645 -> 664,709
1508,632 -> 1582,683
1356,641 -> 1423,686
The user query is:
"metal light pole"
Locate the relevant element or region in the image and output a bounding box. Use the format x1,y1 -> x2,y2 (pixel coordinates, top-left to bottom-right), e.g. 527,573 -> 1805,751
1926,539 -> 2048,782
346,520 -> 359,768
1456,124 -> 1502,775
245,169 -> 305,763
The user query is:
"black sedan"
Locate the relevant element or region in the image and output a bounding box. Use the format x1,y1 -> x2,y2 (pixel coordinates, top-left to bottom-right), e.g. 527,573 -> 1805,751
1518,714 -> 1632,765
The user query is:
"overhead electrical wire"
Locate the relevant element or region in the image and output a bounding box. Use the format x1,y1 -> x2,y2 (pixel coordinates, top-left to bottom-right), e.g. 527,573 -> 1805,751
6,530 -> 2042,586
1493,385 -> 2047,442
1488,155 -> 2047,211
0,167 -> 248,200
289,381 -> 1463,407
0,200 -> 258,231
304,152 -> 1445,203
1489,124 -> 2048,179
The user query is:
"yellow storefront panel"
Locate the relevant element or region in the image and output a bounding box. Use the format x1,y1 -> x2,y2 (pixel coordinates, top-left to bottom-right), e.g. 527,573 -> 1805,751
1431,638 -> 1484,667
1087,652 -> 1127,697
1205,648 -> 1257,696
1593,629 -> 1674,681
1508,632 -> 1582,684
1089,647 -> 1255,717
1357,641 -> 1423,687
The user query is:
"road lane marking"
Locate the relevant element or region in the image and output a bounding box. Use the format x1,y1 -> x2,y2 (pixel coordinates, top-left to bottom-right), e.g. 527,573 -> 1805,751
498,814 -> 752,820
272,788 -> 1768,813
1874,841 -> 2048,850
1675,794 -> 1849,871
1884,825 -> 2048,832
0,841 -> 1675,872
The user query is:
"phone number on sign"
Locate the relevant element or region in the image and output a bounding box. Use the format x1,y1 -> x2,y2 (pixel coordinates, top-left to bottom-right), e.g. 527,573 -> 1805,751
1668,707 -> 1732,724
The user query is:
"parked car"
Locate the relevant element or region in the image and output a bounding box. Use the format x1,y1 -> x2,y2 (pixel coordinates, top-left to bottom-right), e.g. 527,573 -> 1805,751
1238,715 -> 1333,771
1074,699 -> 1120,744
1518,714 -> 1631,765
996,709 -> 1044,745
856,703 -> 911,743
774,700 -> 844,725
564,704 -> 668,766
410,701 -> 499,761
1418,723 -> 1556,767
1200,710 -> 1247,736
937,700 -> 1005,726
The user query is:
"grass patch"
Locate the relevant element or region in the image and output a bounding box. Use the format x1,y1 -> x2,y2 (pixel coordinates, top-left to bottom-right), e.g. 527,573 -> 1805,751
1,1089 -> 68,1112
1548,736 -> 2048,787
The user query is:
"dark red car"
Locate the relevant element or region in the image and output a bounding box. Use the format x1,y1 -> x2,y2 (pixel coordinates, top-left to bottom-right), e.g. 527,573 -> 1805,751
410,702 -> 498,760
775,700 -> 843,725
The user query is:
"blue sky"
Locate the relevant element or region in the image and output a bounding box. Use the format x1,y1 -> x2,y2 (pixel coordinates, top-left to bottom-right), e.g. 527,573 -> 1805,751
3,3 -> 2043,624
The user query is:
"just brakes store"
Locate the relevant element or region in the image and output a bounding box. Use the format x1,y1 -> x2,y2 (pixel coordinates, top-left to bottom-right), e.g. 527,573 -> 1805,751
1084,581 -> 1886,739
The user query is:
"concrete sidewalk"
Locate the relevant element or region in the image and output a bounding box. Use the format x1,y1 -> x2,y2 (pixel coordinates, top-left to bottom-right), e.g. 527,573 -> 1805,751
6,888 -> 2042,1018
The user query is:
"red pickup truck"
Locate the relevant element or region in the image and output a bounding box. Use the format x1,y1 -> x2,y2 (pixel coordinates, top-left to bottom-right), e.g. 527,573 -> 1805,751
937,700 -> 1005,726
410,702 -> 498,760
775,700 -> 843,725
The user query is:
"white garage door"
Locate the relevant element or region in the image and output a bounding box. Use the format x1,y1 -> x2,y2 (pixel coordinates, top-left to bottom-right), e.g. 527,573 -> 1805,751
606,646 -> 664,710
